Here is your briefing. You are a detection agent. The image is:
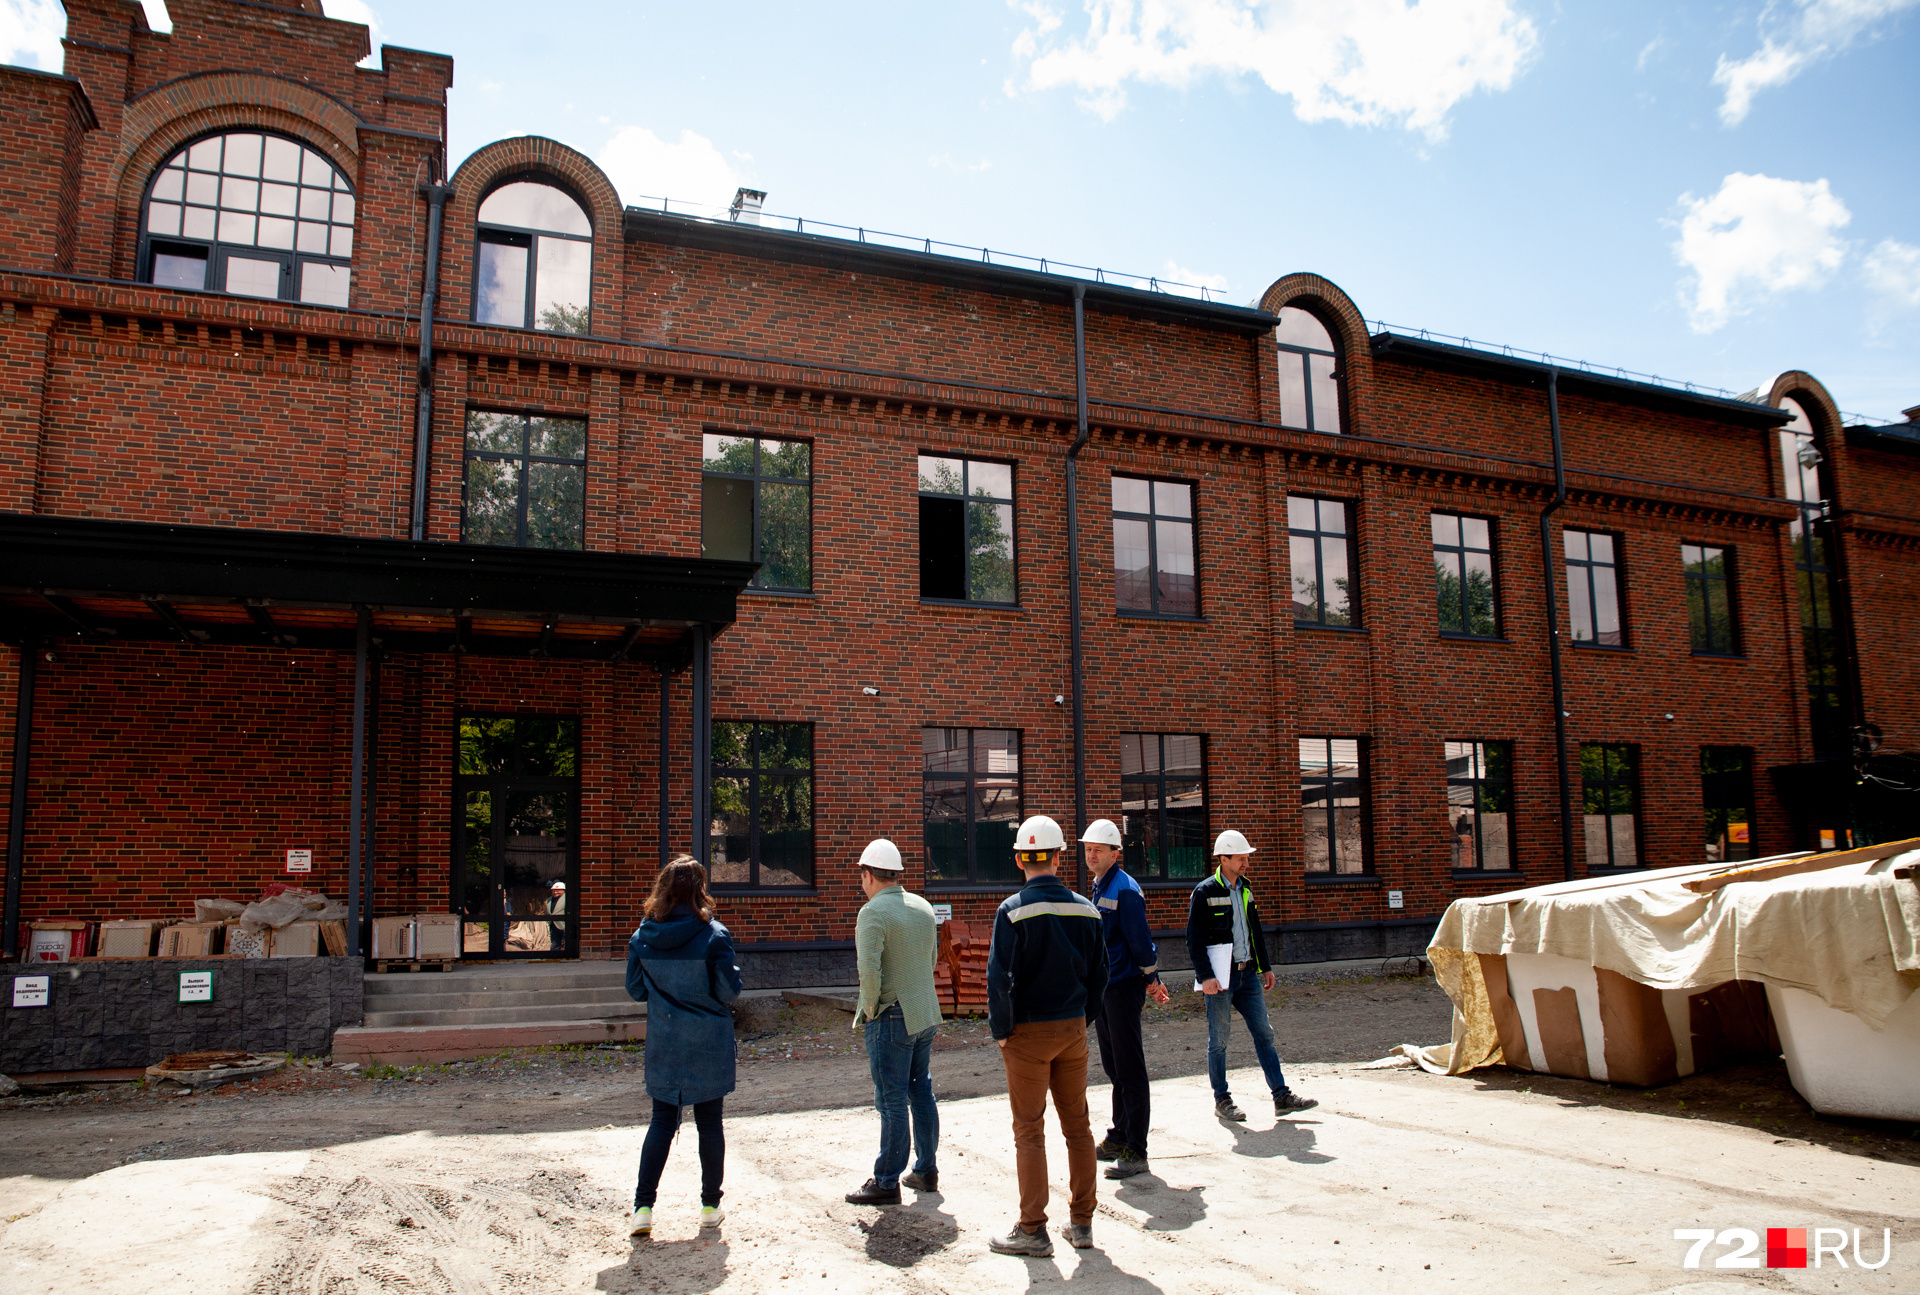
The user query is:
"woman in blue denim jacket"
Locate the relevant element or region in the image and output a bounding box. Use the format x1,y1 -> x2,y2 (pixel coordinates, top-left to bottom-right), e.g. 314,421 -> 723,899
624,856 -> 742,1236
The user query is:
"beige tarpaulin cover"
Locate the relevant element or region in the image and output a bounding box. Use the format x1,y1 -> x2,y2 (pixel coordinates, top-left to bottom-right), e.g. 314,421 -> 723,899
1412,849 -> 1920,1075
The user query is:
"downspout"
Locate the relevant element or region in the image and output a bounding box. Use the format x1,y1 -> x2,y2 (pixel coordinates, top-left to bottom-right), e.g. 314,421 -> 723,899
1067,284 -> 1091,889
1538,370 -> 1575,881
410,176 -> 454,542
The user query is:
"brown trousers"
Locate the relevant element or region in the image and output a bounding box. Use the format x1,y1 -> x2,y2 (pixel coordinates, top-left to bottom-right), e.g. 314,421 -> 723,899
1000,1017 -> 1097,1230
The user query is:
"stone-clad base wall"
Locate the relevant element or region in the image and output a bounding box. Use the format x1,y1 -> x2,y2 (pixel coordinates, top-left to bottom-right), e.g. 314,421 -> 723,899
1,958 -> 363,1073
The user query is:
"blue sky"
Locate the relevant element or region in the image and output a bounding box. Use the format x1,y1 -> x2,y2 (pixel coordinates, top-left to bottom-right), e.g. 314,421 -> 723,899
6,1 -> 1917,420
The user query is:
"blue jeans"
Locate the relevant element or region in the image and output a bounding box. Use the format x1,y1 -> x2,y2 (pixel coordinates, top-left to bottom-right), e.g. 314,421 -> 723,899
1205,966 -> 1287,1101
864,1005 -> 939,1186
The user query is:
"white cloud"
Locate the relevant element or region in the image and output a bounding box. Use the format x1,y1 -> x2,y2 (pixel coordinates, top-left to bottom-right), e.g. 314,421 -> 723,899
2,0 -> 64,70
1862,238 -> 1920,310
1712,0 -> 1918,126
596,126 -> 745,211
321,0 -> 383,68
1158,260 -> 1230,300
1010,0 -> 1538,139
1673,172 -> 1851,333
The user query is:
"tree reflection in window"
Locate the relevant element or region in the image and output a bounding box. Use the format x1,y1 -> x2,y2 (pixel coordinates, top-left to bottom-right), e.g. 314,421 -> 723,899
709,722 -> 814,888
1120,733 -> 1209,879
463,410 -> 586,550
919,457 -> 1016,603
1433,513 -> 1498,637
476,181 -> 592,334
923,728 -> 1022,884
700,435 -> 812,590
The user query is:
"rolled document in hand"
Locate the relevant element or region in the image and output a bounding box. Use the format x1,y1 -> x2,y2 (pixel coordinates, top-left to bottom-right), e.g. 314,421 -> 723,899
1194,942 -> 1233,990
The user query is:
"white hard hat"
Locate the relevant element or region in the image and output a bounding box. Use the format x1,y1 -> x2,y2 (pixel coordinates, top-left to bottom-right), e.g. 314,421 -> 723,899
858,838 -> 905,872
550,881 -> 566,890
1014,815 -> 1066,852
1079,818 -> 1123,847
1212,829 -> 1256,856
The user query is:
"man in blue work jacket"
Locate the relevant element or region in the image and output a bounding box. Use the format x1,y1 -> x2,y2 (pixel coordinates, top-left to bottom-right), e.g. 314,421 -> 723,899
1082,818 -> 1169,1179
1186,829 -> 1318,1122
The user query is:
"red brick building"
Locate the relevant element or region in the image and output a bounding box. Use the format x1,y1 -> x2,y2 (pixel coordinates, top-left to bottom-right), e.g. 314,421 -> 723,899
4,0 -> 1917,981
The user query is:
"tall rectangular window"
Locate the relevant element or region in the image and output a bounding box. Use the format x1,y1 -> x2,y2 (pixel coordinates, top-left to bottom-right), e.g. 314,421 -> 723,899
1300,737 -> 1368,874
1445,740 -> 1513,871
1433,513 -> 1499,638
1288,496 -> 1356,627
1120,733 -> 1208,880
1564,529 -> 1625,647
1112,476 -> 1198,617
463,410 -> 585,550
1701,746 -> 1755,863
923,728 -> 1022,885
710,722 -> 814,888
919,456 -> 1015,603
1682,543 -> 1738,655
1580,742 -> 1640,869
701,435 -> 812,591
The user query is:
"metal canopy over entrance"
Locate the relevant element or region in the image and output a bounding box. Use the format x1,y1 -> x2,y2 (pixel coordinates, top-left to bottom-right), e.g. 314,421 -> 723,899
1,515 -> 757,958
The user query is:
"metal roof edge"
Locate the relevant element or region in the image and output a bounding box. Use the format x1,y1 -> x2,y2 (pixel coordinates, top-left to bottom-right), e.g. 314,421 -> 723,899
1370,332 -> 1793,428
1845,420 -> 1920,453
621,208 -> 1279,336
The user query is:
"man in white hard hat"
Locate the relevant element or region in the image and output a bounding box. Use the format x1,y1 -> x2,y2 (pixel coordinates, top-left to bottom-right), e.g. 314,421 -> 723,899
1186,829 -> 1317,1122
1082,818 -> 1169,1180
845,838 -> 943,1207
548,880 -> 567,947
984,814 -> 1108,1258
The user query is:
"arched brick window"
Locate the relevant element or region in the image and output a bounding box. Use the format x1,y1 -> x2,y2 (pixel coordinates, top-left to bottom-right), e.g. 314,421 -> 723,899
475,180 -> 592,334
1275,305 -> 1343,434
140,131 -> 355,306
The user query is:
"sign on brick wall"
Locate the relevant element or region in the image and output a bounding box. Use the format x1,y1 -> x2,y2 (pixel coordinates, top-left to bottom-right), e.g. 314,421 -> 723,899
286,849 -> 312,873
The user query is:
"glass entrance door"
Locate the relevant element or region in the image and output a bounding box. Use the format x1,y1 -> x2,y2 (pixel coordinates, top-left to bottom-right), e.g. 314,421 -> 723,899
454,716 -> 580,958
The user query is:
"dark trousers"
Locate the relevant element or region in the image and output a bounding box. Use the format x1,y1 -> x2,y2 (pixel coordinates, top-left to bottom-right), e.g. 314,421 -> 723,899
634,1096 -> 725,1208
1093,974 -> 1151,1156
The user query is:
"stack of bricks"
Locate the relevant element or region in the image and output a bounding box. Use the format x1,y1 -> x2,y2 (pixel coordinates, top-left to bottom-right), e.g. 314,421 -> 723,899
942,919 -> 990,1016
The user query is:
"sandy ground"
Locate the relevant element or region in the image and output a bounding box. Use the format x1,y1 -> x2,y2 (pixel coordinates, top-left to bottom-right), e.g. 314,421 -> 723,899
2,975 -> 1916,1293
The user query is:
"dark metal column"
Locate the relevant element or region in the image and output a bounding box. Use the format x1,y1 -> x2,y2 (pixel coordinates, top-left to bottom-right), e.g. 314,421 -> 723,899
410,180 -> 454,542
3,636 -> 38,960
657,663 -> 672,869
1066,283 -> 1092,889
363,646 -> 380,931
691,629 -> 712,868
1537,371 -> 1576,881
347,608 -> 370,956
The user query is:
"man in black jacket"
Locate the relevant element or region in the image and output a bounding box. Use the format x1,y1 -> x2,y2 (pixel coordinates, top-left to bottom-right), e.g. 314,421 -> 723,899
985,814 -> 1108,1258
1186,829 -> 1317,1122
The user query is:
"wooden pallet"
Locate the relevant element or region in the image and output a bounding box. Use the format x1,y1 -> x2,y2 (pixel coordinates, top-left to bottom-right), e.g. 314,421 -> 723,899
371,958 -> 457,973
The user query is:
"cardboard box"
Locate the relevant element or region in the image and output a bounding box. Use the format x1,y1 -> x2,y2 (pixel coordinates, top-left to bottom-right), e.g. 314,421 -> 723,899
318,919 -> 348,956
96,920 -> 163,958
26,921 -> 91,962
158,921 -> 226,958
371,916 -> 412,959
270,921 -> 320,958
413,913 -> 460,959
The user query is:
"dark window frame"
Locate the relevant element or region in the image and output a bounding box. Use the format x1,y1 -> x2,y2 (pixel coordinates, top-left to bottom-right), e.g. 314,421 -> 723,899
922,727 -> 1025,889
1445,739 -> 1516,873
137,127 -> 355,306
709,720 -> 816,891
700,432 -> 814,592
1119,732 -> 1211,885
1780,399 -> 1848,759
1274,305 -> 1344,435
1700,746 -> 1756,864
473,174 -> 594,335
1288,495 -> 1359,629
1111,473 -> 1201,619
1682,541 -> 1740,656
1432,511 -> 1502,639
1580,741 -> 1642,870
1300,735 -> 1372,876
917,454 -> 1019,606
451,712 -> 582,960
461,408 -> 587,551
1564,528 -> 1628,649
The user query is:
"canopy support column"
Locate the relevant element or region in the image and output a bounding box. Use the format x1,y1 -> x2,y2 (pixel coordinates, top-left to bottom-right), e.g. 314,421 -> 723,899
691,628 -> 711,868
347,607 -> 370,957
3,636 -> 38,961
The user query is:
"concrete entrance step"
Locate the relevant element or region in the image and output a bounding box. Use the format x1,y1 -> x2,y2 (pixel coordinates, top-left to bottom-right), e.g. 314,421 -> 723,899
360,960 -> 641,1029
363,999 -> 644,1028
332,1018 -> 645,1067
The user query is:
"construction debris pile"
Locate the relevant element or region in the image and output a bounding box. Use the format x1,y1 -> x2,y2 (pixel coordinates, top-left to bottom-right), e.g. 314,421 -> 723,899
19,884 -> 352,962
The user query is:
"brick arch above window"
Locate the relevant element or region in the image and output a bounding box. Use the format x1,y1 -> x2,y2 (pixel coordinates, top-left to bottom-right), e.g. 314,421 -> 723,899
1257,272 -> 1373,435
110,74 -> 362,282
448,137 -> 625,337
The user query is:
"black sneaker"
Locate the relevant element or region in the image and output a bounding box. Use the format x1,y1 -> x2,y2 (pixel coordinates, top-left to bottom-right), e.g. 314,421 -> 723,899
1094,1137 -> 1125,1162
1274,1089 -> 1319,1115
844,1177 -> 902,1205
1215,1096 -> 1246,1122
1103,1151 -> 1149,1179
901,1170 -> 938,1192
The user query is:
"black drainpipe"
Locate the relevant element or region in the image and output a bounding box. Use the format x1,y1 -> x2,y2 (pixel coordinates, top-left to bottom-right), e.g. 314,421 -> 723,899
1538,370 -> 1575,881
410,176 -> 454,542
1067,284 -> 1091,889
3,634 -> 38,959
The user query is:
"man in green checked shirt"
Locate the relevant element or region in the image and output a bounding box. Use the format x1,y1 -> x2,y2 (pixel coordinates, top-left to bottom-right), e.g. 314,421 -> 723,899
844,838 -> 943,1207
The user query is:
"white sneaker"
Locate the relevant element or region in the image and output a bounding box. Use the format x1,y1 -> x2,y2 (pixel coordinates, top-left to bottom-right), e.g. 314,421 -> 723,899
628,1206 -> 652,1236
700,1205 -> 726,1228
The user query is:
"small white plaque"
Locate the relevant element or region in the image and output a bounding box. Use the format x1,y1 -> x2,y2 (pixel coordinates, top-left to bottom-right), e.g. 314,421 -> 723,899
931,904 -> 953,925
1387,889 -> 1404,910
178,971 -> 214,1003
12,976 -> 50,1008
286,848 -> 312,873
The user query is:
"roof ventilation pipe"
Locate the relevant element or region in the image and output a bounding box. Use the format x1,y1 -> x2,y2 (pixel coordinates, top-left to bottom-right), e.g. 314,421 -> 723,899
729,188 -> 767,225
